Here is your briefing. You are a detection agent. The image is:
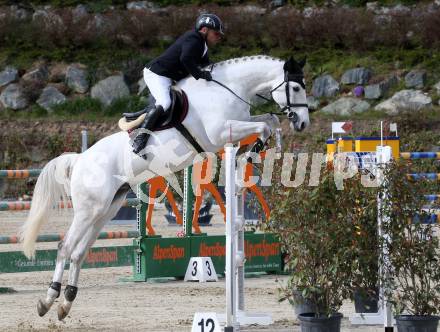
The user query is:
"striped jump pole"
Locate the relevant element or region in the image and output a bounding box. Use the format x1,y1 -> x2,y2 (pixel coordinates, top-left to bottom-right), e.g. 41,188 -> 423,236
0,230 -> 139,244
425,195 -> 440,202
0,169 -> 41,179
0,201 -> 31,211
406,173 -> 440,181
400,152 -> 440,160
414,213 -> 440,225
0,198 -> 140,212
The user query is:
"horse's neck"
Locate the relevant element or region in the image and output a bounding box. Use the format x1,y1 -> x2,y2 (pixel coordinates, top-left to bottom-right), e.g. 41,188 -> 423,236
213,58 -> 283,97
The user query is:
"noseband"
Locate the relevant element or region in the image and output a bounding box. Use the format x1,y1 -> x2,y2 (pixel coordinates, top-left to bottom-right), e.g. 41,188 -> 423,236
269,72 -> 309,122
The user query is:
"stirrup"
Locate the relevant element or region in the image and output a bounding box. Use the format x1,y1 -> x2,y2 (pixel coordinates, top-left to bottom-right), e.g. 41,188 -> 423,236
123,108 -> 148,121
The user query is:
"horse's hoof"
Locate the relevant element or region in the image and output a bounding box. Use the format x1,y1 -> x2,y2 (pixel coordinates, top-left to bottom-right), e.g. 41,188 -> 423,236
57,304 -> 69,321
37,299 -> 50,317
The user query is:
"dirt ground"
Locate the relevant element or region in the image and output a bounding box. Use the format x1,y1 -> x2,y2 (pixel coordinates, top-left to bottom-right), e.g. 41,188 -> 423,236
0,206 -> 388,332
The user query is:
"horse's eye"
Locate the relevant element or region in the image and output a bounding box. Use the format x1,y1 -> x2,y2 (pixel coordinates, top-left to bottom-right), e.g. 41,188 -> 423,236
293,86 -> 300,92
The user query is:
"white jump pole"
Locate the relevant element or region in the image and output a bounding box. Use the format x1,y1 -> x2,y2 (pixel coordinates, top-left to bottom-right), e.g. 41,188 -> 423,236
377,145 -> 394,331
350,145 -> 394,330
225,144 -> 239,331
223,144 -> 272,331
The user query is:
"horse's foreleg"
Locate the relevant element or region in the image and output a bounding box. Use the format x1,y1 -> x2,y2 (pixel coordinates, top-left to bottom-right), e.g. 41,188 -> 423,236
37,243 -> 66,317
220,120 -> 272,149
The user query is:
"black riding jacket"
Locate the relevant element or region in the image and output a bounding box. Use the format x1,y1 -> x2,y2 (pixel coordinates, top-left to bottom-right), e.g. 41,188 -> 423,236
147,30 -> 210,81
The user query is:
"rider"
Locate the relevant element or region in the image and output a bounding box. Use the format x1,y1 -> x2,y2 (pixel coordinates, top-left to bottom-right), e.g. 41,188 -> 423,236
132,13 -> 225,155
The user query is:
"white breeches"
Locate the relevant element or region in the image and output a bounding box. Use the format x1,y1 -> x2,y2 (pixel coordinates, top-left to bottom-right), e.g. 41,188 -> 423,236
143,68 -> 172,111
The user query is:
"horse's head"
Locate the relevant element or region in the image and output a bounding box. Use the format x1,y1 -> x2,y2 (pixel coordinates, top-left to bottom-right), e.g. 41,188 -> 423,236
271,57 -> 310,132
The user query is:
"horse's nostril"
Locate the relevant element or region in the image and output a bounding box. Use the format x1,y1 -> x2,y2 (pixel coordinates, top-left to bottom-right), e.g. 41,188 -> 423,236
296,122 -> 305,132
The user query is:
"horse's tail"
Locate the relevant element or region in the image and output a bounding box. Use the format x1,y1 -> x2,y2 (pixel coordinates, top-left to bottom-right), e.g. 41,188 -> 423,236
20,153 -> 79,259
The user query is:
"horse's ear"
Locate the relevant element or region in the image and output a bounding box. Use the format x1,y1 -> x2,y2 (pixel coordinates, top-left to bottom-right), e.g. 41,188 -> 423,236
298,57 -> 307,68
283,56 -> 294,71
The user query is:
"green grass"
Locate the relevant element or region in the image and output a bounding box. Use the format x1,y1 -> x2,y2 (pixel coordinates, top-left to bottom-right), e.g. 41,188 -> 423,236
0,95 -> 148,121
0,43 -> 152,73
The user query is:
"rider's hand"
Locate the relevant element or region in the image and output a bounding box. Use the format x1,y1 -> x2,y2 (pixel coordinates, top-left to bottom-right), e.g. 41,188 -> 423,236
199,71 -> 212,82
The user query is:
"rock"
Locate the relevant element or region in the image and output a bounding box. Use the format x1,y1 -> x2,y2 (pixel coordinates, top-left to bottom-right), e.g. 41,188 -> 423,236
366,2 -> 379,12
306,96 -> 320,111
270,0 -> 286,8
235,5 -> 267,15
390,4 -> 411,14
91,13 -> 119,32
126,1 -> 156,10
91,75 -> 130,106
320,97 -> 370,115
22,65 -> 49,83
66,66 -> 89,94
32,9 -> 63,25
434,81 -> 440,94
49,63 -> 69,82
0,83 -> 28,110
311,75 -> 339,98
365,84 -> 383,100
0,66 -> 19,88
32,9 -> 49,21
9,5 -> 31,20
365,75 -> 398,99
36,86 -> 66,112
340,67 -> 372,85
48,83 -> 69,95
374,89 -> 432,115
405,70 -> 427,89
303,7 -> 323,18
72,4 -> 89,22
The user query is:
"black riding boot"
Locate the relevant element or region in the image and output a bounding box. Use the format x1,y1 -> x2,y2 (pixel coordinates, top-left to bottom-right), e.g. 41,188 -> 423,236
132,105 -> 164,155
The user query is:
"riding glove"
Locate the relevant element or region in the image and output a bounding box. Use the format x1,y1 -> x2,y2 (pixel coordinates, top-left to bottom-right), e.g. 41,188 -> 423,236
199,71 -> 213,81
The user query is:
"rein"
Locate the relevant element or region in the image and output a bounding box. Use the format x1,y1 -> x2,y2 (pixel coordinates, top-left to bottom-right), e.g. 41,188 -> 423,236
212,79 -> 254,108
211,73 -> 308,119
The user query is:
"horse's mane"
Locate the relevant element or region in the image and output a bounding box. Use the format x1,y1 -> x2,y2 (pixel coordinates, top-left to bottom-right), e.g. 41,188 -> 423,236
212,55 -> 283,67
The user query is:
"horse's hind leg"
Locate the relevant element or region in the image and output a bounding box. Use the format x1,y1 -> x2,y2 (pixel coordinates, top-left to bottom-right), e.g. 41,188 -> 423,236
56,222 -> 100,320
35,209 -> 96,318
37,243 -> 67,316
57,188 -> 128,320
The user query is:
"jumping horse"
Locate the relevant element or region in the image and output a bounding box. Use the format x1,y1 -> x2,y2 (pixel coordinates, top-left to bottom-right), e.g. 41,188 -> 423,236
21,56 -> 309,320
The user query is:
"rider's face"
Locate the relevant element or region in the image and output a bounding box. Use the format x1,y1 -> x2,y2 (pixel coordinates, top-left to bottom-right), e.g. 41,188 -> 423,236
206,29 -> 222,46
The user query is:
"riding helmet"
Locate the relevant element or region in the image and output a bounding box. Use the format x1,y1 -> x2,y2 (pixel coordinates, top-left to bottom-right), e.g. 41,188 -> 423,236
195,14 -> 224,35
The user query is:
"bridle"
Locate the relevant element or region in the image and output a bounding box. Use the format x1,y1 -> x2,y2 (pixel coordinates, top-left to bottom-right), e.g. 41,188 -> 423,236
262,72 -> 309,122
211,69 -> 309,123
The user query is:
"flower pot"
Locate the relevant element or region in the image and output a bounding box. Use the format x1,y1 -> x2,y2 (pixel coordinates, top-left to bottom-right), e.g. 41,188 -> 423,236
396,315 -> 440,332
354,288 -> 379,313
298,312 -> 343,332
292,290 -> 316,317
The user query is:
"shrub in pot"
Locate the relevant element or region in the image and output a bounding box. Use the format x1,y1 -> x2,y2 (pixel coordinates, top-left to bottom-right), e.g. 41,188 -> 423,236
266,166 -> 374,331
379,162 -> 440,332
351,202 -> 379,313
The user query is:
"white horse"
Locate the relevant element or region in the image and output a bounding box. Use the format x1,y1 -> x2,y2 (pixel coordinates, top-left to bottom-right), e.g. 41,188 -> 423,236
20,55 -> 309,320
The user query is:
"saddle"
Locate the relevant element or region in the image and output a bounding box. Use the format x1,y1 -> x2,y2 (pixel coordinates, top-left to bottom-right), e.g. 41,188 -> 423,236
119,87 -> 189,132
118,87 -> 204,154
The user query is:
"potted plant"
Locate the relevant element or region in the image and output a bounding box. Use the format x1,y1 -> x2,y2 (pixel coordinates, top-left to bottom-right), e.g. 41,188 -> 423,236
351,200 -> 380,314
379,162 -> 440,332
266,167 -> 371,331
